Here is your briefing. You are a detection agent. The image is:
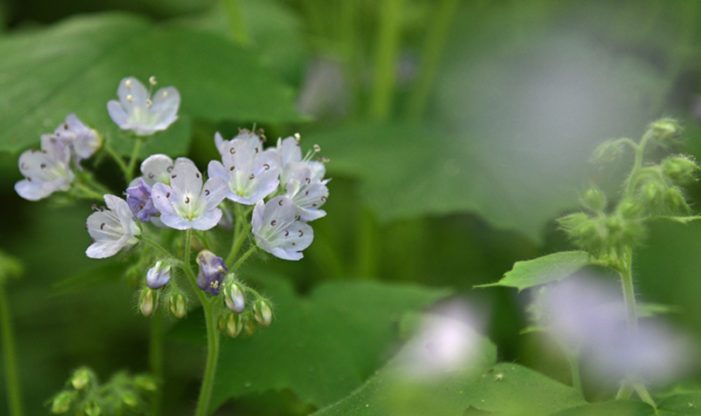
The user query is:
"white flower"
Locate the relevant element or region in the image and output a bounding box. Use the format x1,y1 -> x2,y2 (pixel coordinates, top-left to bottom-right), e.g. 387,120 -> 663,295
140,154 -> 174,185
284,163 -> 329,221
86,195 -> 141,259
276,135 -> 303,184
208,132 -> 280,205
107,76 -> 180,136
15,135 -> 74,201
53,114 -> 101,162
151,158 -> 227,230
252,196 -> 313,261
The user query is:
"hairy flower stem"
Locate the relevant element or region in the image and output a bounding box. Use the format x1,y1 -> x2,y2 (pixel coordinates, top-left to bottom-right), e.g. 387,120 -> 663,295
0,283 -> 24,416
149,312 -> 164,416
126,138 -> 144,183
225,205 -> 251,267
182,230 -> 220,416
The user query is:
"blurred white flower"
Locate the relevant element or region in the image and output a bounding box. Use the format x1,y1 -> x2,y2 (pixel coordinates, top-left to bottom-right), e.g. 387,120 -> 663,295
251,196 -> 313,261
53,114 -> 101,162
86,195 -> 140,259
107,76 -> 180,136
15,135 -> 74,201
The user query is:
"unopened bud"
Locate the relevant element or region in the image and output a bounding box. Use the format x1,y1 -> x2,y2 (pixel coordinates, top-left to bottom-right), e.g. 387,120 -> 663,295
225,313 -> 242,338
139,288 -> 155,317
662,155 -> 698,184
71,368 -> 92,390
665,187 -> 689,212
169,293 -> 187,319
134,375 -> 157,391
581,186 -> 607,212
122,392 -> 138,407
617,198 -> 641,219
591,139 -> 624,164
648,118 -> 681,142
224,281 -> 245,313
51,391 -> 76,414
244,317 -> 256,336
253,299 -> 273,327
84,401 -> 101,416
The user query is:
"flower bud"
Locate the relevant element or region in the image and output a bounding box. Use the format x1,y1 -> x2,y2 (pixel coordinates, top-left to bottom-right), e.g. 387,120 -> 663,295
244,316 -> 257,336
224,280 -> 245,313
662,155 -> 698,184
253,299 -> 273,327
168,292 -> 187,319
51,391 -> 76,414
581,186 -> 607,212
196,250 -> 227,295
146,260 -> 171,289
648,118 -> 681,142
665,187 -> 689,212
84,401 -> 101,416
71,367 -> 92,390
591,139 -> 624,164
225,313 -> 242,338
134,375 -> 157,391
617,198 -> 641,219
139,288 -> 155,317
122,391 -> 138,407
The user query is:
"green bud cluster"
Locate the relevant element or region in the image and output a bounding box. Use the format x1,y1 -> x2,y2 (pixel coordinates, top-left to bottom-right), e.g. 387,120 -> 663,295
50,367 -> 155,415
215,274 -> 273,339
560,119 -> 698,271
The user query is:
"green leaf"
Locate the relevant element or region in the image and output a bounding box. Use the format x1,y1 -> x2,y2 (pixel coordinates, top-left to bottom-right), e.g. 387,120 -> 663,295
477,251 -> 591,291
552,401 -> 651,416
314,358 -> 586,416
173,271 -> 450,410
0,13 -> 300,154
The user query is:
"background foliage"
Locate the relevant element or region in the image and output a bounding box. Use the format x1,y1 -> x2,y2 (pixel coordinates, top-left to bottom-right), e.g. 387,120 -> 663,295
2,0 -> 701,414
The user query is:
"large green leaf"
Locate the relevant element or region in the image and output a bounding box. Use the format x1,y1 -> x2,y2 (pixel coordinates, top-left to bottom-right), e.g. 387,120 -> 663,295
0,13 -> 300,154
173,272 -> 450,411
553,393 -> 701,416
478,251 -> 591,291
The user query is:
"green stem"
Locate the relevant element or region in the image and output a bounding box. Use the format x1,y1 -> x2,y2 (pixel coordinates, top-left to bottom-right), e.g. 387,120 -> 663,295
619,250 -> 639,330
225,205 -> 250,267
149,312 -> 164,416
232,246 -> 256,272
0,283 -> 24,416
103,140 -> 131,181
370,0 -> 404,120
222,0 -> 248,44
182,231 -> 220,416
72,183 -> 105,201
126,138 -> 144,183
356,208 -> 379,278
564,350 -> 583,397
406,0 -> 459,118
624,132 -> 652,196
142,236 -> 174,259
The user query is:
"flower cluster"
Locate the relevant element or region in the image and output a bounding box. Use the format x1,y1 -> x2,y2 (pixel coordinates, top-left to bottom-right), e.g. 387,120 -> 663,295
15,75 -> 330,337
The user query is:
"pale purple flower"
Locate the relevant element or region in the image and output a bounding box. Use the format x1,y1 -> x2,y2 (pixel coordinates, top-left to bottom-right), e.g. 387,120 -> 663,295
107,76 -> 180,136
151,158 -> 227,230
284,163 -> 329,221
276,135 -> 302,184
196,250 -> 227,295
224,282 -> 245,313
86,195 -> 140,259
53,114 -> 101,162
252,196 -> 313,261
140,154 -> 174,185
537,276 -> 694,386
126,178 -> 158,222
146,261 -> 171,289
208,132 -> 280,205
15,135 -> 74,201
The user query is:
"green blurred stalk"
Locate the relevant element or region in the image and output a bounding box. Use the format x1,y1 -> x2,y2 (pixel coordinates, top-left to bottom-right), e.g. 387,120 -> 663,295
370,0 -> 404,120
0,283 -> 23,416
407,0 -> 460,119
149,312 -> 164,416
222,0 -> 249,45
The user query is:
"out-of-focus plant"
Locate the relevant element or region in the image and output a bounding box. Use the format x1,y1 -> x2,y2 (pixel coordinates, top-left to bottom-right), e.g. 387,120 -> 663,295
12,75 -> 330,415
483,118 -> 701,410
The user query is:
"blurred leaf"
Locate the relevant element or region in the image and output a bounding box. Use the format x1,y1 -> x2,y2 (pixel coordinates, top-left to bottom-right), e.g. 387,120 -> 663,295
172,271 -> 450,411
552,400 -> 651,416
477,251 -> 590,291
314,360 -> 586,416
0,13 -> 300,154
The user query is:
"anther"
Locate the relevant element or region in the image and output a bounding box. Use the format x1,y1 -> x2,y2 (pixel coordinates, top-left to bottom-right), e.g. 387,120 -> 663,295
149,76 -> 157,86
313,144 -> 321,153
126,94 -> 133,102
294,133 -> 301,142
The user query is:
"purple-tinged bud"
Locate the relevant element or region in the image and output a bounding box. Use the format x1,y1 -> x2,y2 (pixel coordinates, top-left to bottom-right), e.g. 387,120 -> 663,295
253,299 -> 273,327
196,250 -> 227,295
146,261 -> 171,289
224,279 -> 245,313
126,178 -> 159,222
169,292 -> 187,319
139,288 -> 155,317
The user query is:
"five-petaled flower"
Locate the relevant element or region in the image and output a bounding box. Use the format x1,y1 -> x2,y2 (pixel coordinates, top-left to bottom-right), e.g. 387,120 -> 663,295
151,158 -> 227,230
196,250 -> 227,295
15,135 -> 75,201
53,114 -> 101,163
284,163 -> 329,221
208,131 -> 280,205
86,195 -> 141,259
107,76 -> 180,136
252,196 -> 314,261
